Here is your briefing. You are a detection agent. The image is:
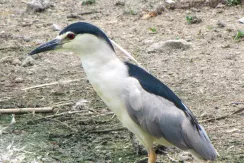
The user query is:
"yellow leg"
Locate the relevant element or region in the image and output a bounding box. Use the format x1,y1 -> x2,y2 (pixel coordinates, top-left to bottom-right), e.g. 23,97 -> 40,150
148,148 -> 157,163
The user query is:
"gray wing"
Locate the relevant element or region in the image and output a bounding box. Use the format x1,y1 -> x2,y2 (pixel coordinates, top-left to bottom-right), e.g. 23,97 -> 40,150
122,78 -> 217,160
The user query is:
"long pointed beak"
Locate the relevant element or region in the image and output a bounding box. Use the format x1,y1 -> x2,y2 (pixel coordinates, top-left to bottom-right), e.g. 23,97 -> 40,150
29,39 -> 61,55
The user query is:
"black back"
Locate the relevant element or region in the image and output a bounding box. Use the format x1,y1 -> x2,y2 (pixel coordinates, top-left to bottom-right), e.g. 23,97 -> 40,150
125,62 -> 201,131
59,22 -> 114,52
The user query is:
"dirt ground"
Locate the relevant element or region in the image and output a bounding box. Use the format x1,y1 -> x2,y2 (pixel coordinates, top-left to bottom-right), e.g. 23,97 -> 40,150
0,0 -> 244,162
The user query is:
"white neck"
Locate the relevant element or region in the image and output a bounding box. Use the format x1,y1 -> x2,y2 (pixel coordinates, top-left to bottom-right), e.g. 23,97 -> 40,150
75,40 -> 128,115
79,40 -> 117,69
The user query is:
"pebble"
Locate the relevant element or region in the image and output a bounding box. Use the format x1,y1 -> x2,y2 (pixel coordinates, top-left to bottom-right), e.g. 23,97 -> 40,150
155,4 -> 166,14
115,1 -> 125,6
165,0 -> 175,4
217,21 -> 225,28
187,15 -> 202,24
238,17 -> 244,24
26,0 -> 50,12
51,24 -> 61,31
21,56 -> 35,67
26,70 -> 34,75
143,39 -> 155,45
216,3 -> 225,8
14,77 -> 24,83
11,58 -> 22,66
164,0 -> 176,9
179,152 -> 193,161
148,39 -> 192,53
72,99 -> 89,110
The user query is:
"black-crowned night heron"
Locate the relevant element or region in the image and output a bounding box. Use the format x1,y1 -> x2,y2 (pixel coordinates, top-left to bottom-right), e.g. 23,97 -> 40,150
29,22 -> 217,162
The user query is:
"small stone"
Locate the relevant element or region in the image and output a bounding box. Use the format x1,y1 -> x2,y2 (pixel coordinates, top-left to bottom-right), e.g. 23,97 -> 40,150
115,1 -> 125,6
200,112 -> 208,118
155,4 -> 165,14
221,44 -> 230,48
148,39 -> 191,53
26,0 -> 50,12
164,0 -> 175,9
238,17 -> 244,24
186,15 -> 202,24
143,39 -> 155,45
23,37 -> 31,42
26,70 -> 34,75
179,152 -> 193,161
217,21 -> 225,28
51,24 -> 61,31
72,99 -> 89,110
22,56 -> 35,67
14,77 -> 24,83
11,58 -> 22,66
216,3 -> 225,8
165,0 -> 175,4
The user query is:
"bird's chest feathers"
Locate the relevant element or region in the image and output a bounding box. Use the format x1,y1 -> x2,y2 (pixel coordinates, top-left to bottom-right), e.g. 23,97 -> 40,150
82,59 -> 127,114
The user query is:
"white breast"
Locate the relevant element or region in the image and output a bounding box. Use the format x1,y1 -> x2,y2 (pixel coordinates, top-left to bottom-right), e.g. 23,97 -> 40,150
81,55 -> 128,118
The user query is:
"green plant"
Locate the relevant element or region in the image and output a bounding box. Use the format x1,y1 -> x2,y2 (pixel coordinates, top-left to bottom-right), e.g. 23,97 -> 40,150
186,15 -> 193,24
124,9 -> 137,15
149,27 -> 157,33
82,0 -> 96,5
234,30 -> 244,40
129,10 -> 137,15
226,0 -> 241,6
186,15 -> 202,24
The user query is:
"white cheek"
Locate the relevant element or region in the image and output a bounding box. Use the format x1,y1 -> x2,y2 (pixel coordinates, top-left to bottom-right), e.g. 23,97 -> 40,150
62,42 -> 79,49
62,34 -> 100,54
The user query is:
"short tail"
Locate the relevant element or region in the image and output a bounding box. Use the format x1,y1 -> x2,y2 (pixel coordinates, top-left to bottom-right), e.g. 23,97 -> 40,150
187,124 -> 218,160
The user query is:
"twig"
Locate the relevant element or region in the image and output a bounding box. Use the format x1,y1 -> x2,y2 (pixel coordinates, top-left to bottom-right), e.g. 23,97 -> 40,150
79,11 -> 101,15
90,127 -> 127,133
52,101 -> 75,107
230,102 -> 244,105
21,78 -> 84,91
200,108 -> 244,123
166,154 -> 179,162
29,110 -> 93,122
134,157 -> 148,163
44,110 -> 92,118
46,118 -> 78,132
91,112 -> 114,118
0,46 -> 20,51
0,107 -> 53,114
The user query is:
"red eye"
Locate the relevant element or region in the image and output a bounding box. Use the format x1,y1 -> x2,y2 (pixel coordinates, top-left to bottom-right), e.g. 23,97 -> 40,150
67,33 -> 75,40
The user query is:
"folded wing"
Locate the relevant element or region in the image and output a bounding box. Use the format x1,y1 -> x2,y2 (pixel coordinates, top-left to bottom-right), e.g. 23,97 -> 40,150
123,62 -> 217,160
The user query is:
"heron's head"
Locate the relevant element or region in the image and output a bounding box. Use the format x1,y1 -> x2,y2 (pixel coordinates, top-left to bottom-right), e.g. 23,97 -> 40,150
29,22 -> 114,56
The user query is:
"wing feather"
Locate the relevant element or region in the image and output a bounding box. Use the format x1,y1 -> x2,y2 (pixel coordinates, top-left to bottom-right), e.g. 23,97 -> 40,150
123,62 -> 217,160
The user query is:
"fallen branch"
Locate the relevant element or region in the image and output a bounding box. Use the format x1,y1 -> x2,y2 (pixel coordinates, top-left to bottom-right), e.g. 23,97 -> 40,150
21,78 -> 84,91
90,127 -> 127,133
200,108 -> 244,123
28,110 -> 93,123
0,107 -> 53,114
